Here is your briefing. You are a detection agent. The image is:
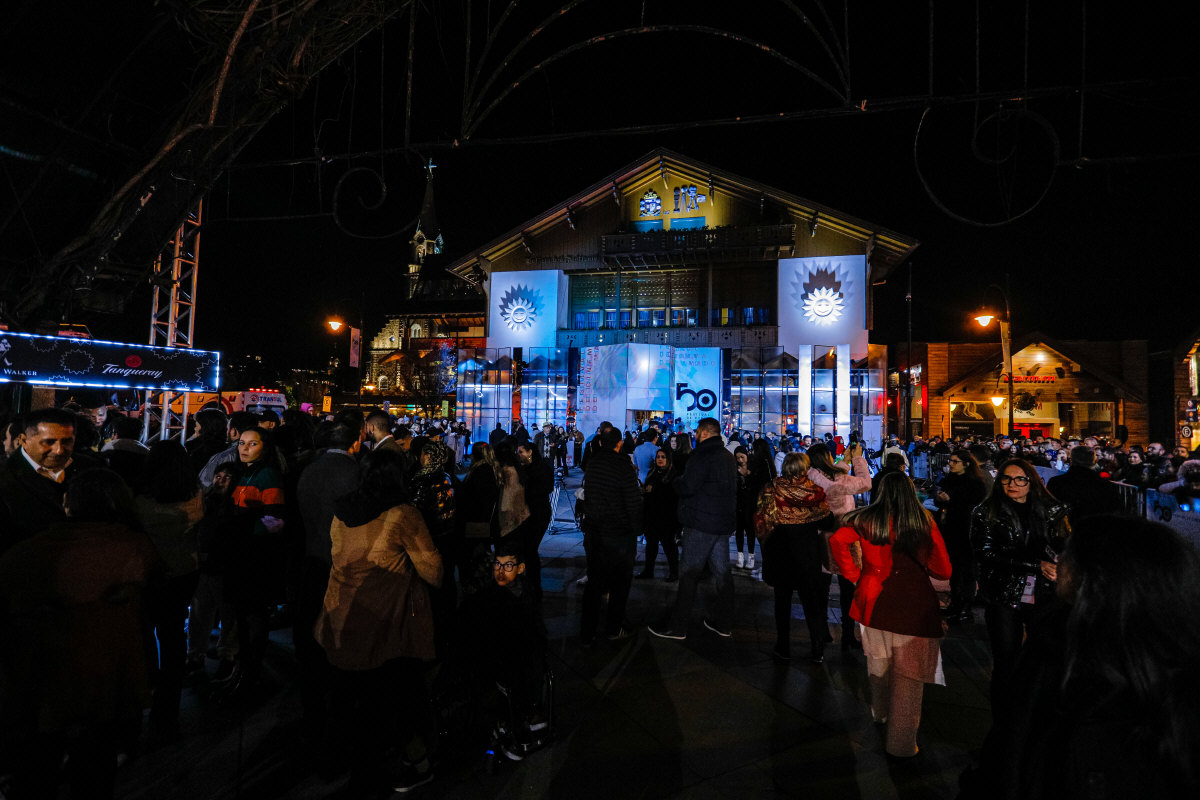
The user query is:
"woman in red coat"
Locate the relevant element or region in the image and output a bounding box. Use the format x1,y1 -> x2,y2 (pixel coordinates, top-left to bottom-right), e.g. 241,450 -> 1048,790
830,472 -> 952,758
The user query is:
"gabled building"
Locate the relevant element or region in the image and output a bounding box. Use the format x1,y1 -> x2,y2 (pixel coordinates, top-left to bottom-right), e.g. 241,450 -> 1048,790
894,333 -> 1150,443
444,148 -> 919,444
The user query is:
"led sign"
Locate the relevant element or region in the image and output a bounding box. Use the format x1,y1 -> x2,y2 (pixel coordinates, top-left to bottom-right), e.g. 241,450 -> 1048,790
0,332 -> 220,391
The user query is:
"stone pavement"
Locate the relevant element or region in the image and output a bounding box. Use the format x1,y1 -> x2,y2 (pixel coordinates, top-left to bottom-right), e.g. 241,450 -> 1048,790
114,471 -> 995,799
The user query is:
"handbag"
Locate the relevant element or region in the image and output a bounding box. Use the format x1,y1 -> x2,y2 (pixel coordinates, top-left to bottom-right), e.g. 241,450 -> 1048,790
821,517 -> 862,576
464,501 -> 495,539
397,566 -> 436,660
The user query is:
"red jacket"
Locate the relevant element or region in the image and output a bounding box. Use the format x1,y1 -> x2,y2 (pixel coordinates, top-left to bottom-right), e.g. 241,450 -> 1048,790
830,521 -> 951,636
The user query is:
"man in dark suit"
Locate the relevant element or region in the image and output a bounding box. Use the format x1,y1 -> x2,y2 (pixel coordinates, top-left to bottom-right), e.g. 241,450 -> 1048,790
580,421 -> 614,472
580,427 -> 642,643
365,410 -> 401,453
488,423 -> 507,448
0,408 -> 93,555
511,420 -> 531,447
1046,445 -> 1121,519
650,417 -> 738,640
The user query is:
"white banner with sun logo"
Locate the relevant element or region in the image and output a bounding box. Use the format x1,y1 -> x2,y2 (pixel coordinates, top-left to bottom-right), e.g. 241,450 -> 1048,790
486,269 -> 564,349
777,256 -> 868,359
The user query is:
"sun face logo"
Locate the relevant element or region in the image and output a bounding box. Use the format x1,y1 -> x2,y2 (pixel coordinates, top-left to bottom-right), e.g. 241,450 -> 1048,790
792,265 -> 847,327
802,286 -> 844,324
498,285 -> 544,331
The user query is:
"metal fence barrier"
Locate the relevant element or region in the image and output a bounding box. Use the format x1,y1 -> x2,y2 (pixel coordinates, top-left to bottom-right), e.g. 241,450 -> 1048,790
899,451 -> 1198,549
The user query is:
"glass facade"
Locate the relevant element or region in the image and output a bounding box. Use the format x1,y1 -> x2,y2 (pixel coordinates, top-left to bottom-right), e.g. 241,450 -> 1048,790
455,349 -> 514,444
567,267 -> 775,331
517,347 -> 574,433
725,346 -> 885,438
728,348 -> 799,436
452,344 -> 884,439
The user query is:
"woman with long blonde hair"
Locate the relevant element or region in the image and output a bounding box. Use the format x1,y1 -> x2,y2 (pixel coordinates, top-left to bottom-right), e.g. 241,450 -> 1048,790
760,452 -> 832,662
830,472 -> 951,758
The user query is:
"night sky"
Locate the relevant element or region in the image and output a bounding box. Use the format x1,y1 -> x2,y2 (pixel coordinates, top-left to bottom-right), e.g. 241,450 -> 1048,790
11,3 -> 1198,367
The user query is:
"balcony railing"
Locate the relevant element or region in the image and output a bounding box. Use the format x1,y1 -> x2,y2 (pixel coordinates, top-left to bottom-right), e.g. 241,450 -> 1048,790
601,224 -> 795,265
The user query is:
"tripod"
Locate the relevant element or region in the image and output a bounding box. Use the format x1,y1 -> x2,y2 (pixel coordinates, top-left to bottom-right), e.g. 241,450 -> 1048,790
548,469 -> 580,535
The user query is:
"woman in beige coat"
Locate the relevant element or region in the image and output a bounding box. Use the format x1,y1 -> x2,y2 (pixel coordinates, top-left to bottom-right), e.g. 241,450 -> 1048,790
315,448 -> 443,794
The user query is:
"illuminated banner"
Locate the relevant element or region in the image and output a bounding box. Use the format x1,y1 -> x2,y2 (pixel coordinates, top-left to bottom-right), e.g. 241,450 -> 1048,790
673,347 -> 721,430
576,345 -> 630,439
487,269 -> 564,349
0,332 -> 220,391
778,255 -> 868,359
626,343 -> 674,411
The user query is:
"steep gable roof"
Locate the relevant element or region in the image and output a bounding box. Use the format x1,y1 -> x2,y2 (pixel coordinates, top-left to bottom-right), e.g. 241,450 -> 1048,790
935,331 -> 1146,402
444,147 -> 918,284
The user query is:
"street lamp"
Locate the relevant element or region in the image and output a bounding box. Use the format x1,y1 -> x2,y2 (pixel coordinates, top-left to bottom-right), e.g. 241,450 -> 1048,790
325,300 -> 364,409
973,285 -> 1014,438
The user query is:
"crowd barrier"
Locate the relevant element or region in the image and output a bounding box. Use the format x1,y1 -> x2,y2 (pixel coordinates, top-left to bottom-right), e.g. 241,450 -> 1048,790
900,451 -> 1199,550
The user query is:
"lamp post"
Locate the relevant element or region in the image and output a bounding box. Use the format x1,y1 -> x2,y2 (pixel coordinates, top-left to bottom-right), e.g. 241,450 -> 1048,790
973,285 -> 1014,438
326,298 -> 365,409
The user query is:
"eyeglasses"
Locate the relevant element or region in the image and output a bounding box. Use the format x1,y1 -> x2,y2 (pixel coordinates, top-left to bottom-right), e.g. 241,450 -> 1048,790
491,560 -> 521,572
948,459 -> 962,464
998,475 -> 1031,486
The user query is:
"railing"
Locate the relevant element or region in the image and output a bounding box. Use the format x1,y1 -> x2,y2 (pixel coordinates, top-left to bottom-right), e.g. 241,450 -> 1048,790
901,452 -> 1199,548
601,224 -> 796,256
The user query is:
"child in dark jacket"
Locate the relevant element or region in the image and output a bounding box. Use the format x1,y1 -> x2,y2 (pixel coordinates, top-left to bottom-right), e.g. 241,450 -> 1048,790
460,540 -> 548,751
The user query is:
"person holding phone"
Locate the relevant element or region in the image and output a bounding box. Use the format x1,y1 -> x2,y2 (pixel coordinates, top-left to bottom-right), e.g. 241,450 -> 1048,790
970,458 -> 1069,708
807,441 -> 873,658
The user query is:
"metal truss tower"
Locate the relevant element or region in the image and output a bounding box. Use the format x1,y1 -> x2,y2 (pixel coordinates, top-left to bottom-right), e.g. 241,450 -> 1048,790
141,201 -> 202,442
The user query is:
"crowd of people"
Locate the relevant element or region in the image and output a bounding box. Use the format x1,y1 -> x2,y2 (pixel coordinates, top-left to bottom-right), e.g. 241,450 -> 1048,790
578,417 -> 1200,787
1,400 -> 1198,798
0,404 -> 561,796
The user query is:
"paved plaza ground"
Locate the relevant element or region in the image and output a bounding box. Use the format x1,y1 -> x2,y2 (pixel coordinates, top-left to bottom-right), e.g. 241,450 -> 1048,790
114,472 -> 994,799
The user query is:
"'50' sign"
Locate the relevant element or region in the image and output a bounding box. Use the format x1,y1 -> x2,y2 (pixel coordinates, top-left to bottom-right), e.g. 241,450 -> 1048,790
676,382 -> 717,412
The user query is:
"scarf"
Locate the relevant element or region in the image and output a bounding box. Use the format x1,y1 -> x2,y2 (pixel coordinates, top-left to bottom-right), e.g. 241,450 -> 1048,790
771,476 -> 832,526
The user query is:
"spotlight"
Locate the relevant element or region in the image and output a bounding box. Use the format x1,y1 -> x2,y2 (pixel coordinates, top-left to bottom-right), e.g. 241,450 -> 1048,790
808,212 -> 819,238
